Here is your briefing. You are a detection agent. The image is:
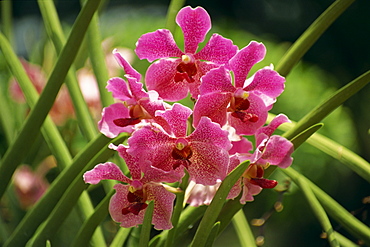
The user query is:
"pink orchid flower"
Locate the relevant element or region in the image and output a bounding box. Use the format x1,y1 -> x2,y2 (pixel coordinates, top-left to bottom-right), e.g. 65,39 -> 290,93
98,50 -> 168,138
83,144 -> 178,230
135,6 -> 238,101
193,41 -> 285,135
227,114 -> 294,203
127,103 -> 232,185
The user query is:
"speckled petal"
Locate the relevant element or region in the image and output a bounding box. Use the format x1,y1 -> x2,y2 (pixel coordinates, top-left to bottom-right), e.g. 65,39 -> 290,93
189,117 -> 232,150
255,114 -> 291,145
135,29 -> 183,62
146,184 -> 176,230
98,103 -> 134,138
257,135 -> 294,168
199,66 -> 235,95
227,93 -> 268,136
127,125 -> 176,172
188,142 -> 229,185
145,59 -> 189,101
113,50 -> 141,81
109,183 -> 145,228
229,41 -> 266,88
106,77 -> 133,102
83,162 -> 131,184
243,67 -> 285,107
193,92 -> 232,127
155,103 -> 192,137
176,6 -> 211,54
195,33 -> 238,65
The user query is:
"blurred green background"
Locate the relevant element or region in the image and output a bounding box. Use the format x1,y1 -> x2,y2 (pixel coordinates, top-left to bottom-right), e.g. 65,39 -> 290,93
1,0 -> 369,246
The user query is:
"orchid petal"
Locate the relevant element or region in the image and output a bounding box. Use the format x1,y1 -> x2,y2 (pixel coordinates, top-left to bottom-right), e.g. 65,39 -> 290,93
229,137 -> 254,155
155,103 -> 192,137
106,77 -> 133,102
135,29 -> 183,62
189,117 -> 232,150
228,93 -> 268,136
114,144 -> 143,180
188,142 -> 229,185
176,6 -> 211,54
146,184 -> 176,230
257,135 -> 294,168
109,183 -> 146,228
145,59 -> 189,101
193,92 -> 232,127
240,179 -> 263,203
255,114 -> 291,145
83,162 -> 131,184
229,41 -> 266,88
113,50 -> 141,81
195,33 -> 238,65
127,125 -> 176,172
98,103 -> 134,138
199,66 -> 235,95
243,67 -> 285,107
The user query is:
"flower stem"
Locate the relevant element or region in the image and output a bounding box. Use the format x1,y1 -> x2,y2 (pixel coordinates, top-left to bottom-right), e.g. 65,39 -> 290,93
139,201 -> 155,247
276,0 -> 355,77
165,0 -> 186,33
190,160 -> 250,247
232,209 -> 257,247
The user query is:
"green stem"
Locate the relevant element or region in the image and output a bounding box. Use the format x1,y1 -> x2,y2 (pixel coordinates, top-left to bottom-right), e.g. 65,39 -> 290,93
109,227 -> 132,247
4,133 -> 126,247
295,176 -> 339,247
139,201 -> 154,247
1,0 -> 13,47
0,0 -> 101,199
232,209 -> 257,247
164,172 -> 189,247
165,0 -> 186,33
190,160 -> 250,247
71,190 -> 114,247
23,134 -> 126,247
38,0 -> 97,140
283,69 -> 370,141
276,0 -> 355,76
84,5 -> 114,107
282,167 -> 370,245
268,113 -> 370,183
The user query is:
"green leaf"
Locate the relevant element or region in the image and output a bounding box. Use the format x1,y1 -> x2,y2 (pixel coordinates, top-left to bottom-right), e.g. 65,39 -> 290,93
165,0 -> 186,33
109,227 -> 132,247
276,0 -> 355,76
282,167 -> 370,245
38,0 -> 98,140
190,160 -> 250,247
204,222 -> 221,247
71,190 -> 115,247
232,209 -> 257,247
0,0 -> 102,199
268,113 -> 370,183
139,201 -> 154,247
3,133 -> 127,247
283,69 -> 370,141
295,176 -> 339,247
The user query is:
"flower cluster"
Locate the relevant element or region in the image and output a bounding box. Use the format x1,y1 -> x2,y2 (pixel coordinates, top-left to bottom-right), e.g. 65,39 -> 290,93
83,6 -> 294,230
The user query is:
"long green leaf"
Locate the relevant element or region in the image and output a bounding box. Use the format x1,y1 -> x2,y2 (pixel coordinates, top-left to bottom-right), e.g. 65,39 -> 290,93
25,134 -> 126,246
282,167 -> 370,245
0,0 -> 101,199
190,160 -> 250,247
3,133 -> 123,247
276,0 -> 355,76
268,113 -> 370,183
139,201 -> 154,247
283,69 -> 370,141
296,176 -> 339,247
71,189 -> 115,247
232,209 -> 257,247
38,0 -> 97,140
